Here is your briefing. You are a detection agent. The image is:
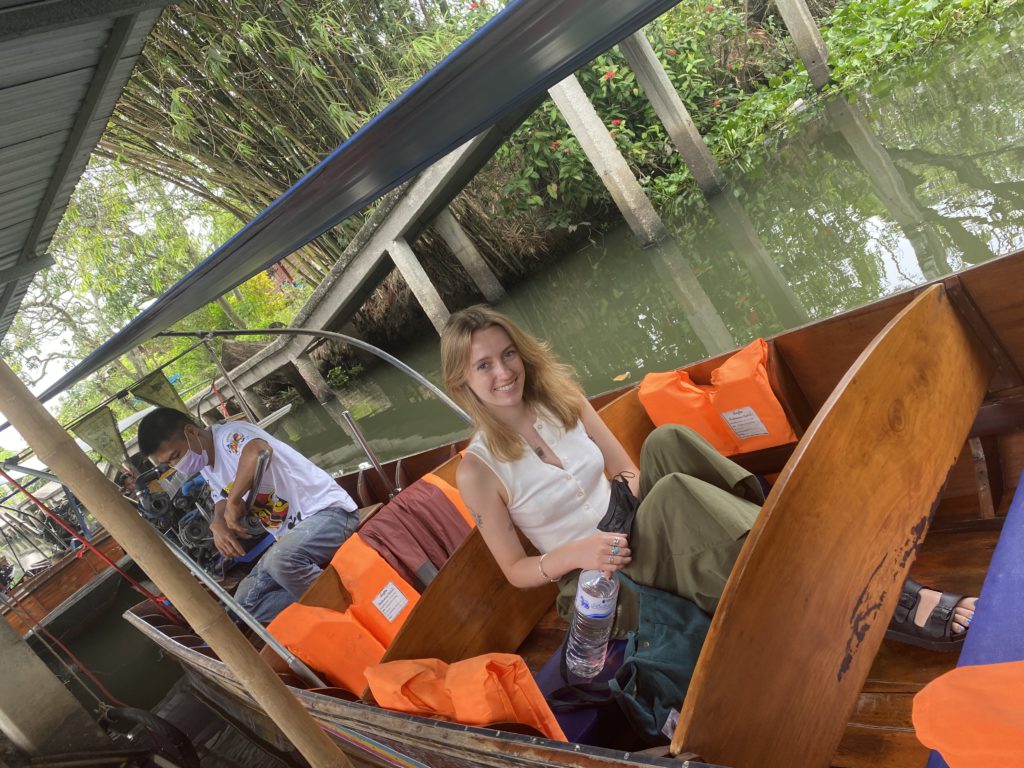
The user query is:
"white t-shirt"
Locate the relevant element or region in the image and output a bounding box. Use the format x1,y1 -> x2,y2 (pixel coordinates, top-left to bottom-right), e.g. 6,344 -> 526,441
200,422 -> 355,539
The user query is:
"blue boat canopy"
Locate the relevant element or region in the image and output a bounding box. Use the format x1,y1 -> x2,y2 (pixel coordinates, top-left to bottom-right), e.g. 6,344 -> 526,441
35,0 -> 682,404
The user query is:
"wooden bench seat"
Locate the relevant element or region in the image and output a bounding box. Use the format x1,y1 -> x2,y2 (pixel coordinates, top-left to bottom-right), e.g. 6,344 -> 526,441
672,284 -> 991,766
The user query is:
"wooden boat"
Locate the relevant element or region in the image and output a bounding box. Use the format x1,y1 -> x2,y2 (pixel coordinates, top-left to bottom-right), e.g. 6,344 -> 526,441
2,527 -> 127,637
124,248 -> 1024,767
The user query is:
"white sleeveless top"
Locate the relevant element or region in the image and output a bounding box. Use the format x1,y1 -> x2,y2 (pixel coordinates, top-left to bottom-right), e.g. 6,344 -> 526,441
465,412 -> 611,554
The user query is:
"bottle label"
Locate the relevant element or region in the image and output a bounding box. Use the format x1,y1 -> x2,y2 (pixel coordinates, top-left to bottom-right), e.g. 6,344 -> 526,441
575,589 -> 616,619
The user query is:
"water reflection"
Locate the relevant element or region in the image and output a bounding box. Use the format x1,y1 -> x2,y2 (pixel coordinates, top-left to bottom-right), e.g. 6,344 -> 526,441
278,9 -> 1024,475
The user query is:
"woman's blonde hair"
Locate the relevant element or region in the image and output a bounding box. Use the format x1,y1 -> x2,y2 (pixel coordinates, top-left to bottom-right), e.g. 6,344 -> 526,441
441,305 -> 584,462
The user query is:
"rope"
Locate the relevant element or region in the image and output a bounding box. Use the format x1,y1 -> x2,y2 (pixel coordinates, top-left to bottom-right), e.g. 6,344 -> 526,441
0,468 -> 181,626
1,587 -> 128,707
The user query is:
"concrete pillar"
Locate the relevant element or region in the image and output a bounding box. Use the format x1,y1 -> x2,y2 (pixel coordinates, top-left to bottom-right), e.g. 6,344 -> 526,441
705,190 -> 809,328
775,0 -> 831,90
548,75 -> 669,246
291,355 -> 351,433
433,208 -> 506,303
619,31 -> 726,196
825,98 -> 950,279
0,619 -> 109,756
386,238 -> 451,334
239,389 -> 270,422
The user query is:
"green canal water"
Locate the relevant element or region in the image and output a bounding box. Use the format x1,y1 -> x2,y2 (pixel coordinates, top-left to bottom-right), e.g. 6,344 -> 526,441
42,7 -> 1024,713
276,8 -> 1024,477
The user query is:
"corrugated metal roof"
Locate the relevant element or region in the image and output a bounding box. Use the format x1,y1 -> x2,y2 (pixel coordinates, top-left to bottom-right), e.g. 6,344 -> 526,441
0,0 -> 171,339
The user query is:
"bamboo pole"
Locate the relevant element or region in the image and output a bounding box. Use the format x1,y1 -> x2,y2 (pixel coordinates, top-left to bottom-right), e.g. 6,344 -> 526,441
0,358 -> 351,768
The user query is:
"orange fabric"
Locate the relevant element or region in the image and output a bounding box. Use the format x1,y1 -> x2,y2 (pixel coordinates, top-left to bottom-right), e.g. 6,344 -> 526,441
329,534 -> 419,647
638,338 -> 797,455
365,654 -> 566,742
268,604 -> 385,693
420,472 -> 475,528
913,660 -> 1024,768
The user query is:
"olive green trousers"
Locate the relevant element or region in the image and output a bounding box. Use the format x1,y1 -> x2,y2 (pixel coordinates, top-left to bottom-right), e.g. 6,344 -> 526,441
556,425 -> 764,637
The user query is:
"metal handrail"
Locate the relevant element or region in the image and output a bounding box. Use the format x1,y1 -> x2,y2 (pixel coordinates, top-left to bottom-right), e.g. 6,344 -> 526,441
157,328 -> 471,425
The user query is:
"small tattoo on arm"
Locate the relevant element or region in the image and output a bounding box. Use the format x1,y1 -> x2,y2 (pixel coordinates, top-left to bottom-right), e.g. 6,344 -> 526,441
472,512 -> 484,528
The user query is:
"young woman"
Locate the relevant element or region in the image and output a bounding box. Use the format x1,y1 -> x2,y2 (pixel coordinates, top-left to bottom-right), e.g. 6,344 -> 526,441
440,305 -> 975,645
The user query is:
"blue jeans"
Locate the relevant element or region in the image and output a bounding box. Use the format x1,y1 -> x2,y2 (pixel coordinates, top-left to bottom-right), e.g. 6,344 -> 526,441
235,505 -> 359,624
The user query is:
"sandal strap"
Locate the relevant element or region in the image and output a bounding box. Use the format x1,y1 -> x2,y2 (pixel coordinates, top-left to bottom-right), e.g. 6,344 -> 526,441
922,591 -> 966,640
892,578 -> 924,624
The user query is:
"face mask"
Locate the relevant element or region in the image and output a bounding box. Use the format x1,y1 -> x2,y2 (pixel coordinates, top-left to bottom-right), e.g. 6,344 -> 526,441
173,428 -> 208,477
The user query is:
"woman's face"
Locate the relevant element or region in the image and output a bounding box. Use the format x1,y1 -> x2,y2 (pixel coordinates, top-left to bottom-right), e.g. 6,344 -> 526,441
465,325 -> 526,409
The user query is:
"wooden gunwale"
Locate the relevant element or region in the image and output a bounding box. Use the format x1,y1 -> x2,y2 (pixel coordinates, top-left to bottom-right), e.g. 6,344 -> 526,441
125,249 -> 1024,768
1,528 -> 126,636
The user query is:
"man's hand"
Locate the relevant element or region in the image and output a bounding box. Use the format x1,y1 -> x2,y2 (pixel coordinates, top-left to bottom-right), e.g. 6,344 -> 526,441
211,502 -> 246,559
223,496 -> 253,537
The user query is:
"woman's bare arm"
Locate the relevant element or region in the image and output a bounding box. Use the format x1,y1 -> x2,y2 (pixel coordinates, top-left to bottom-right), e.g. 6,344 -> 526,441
579,399 -> 641,496
457,453 -> 631,587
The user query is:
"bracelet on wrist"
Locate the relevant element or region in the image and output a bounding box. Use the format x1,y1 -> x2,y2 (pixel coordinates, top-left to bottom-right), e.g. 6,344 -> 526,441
538,552 -> 558,583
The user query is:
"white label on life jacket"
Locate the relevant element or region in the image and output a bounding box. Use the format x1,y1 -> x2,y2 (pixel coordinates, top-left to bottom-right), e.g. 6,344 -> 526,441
721,406 -> 769,439
373,581 -> 409,623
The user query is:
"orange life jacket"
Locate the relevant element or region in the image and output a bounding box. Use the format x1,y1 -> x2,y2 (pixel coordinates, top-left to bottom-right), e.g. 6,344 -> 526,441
268,604 -> 386,693
365,654 -> 567,742
267,535 -> 420,693
638,338 -> 797,455
330,534 -> 420,647
913,660 -> 1024,767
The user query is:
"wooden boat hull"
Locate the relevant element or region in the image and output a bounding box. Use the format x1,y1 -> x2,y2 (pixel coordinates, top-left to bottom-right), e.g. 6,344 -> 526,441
2,529 -> 127,637
125,609 -> 712,768
124,249 -> 1024,767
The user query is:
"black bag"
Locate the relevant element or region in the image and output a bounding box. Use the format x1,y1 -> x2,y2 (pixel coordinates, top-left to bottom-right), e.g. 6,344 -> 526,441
547,575 -> 711,744
597,473 -> 640,537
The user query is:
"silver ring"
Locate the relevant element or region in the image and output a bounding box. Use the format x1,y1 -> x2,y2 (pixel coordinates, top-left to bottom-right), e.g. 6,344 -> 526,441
612,537 -> 621,546
607,555 -> 614,564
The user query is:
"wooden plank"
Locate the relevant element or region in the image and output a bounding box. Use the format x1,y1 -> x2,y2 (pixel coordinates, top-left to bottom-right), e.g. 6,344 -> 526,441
832,725 -> 928,768
957,251 -> 1024,382
969,437 -> 1002,519
944,275 -> 1024,393
380,528 -> 557,665
672,285 -> 992,767
773,291 -> 914,412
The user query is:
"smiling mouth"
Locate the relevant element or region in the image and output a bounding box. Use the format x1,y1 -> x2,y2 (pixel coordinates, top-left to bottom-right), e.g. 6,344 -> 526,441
493,378 -> 518,393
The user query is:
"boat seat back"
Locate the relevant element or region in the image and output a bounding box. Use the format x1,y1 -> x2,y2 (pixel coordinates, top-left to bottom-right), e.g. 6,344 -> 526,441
672,284 -> 992,767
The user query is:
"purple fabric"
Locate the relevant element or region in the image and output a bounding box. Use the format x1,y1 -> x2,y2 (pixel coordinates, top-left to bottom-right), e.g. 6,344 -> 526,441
534,639 -> 628,745
926,476 -> 1024,768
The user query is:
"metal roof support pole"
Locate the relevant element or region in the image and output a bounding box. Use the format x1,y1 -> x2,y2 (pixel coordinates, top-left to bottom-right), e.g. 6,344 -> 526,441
0,617 -> 110,756
0,359 -> 353,768
618,31 -> 726,196
548,75 -> 668,246
387,238 -> 451,334
432,208 -> 506,303
774,0 -> 831,90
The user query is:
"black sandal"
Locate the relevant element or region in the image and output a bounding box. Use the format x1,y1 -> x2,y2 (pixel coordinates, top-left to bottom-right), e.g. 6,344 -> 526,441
885,577 -> 970,652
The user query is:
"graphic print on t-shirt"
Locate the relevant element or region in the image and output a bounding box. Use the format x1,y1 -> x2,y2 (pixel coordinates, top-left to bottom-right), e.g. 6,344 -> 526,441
218,428 -> 298,531
222,480 -> 293,530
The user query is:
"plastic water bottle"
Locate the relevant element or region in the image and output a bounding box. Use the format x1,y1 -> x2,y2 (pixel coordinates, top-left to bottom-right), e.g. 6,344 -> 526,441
565,570 -> 619,679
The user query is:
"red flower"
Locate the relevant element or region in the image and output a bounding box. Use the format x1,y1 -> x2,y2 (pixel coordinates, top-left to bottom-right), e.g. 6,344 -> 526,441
602,70 -> 617,80
468,1 -> 479,8
665,48 -> 678,56
706,5 -> 714,11
610,119 -> 622,126
713,99 -> 721,107
550,140 -> 561,150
